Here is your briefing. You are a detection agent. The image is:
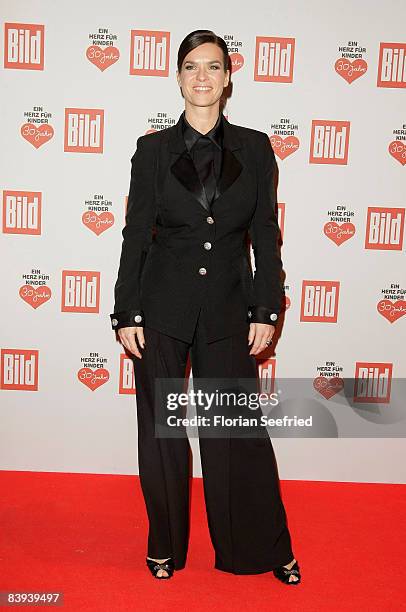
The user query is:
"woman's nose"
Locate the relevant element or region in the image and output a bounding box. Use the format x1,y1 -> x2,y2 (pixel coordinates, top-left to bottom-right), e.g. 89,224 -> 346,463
196,67 -> 208,80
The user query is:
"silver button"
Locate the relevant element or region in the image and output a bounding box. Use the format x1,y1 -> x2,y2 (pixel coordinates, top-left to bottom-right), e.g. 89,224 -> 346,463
203,242 -> 212,250
134,315 -> 143,323
112,318 -> 118,327
206,216 -> 214,224
270,313 -> 278,321
198,267 -> 207,275
248,311 -> 252,318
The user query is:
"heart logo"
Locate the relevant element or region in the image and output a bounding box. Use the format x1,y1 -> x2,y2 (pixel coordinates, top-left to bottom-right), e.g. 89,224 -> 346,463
377,299 -> 406,323
270,135 -> 299,160
324,221 -> 356,245
21,123 -> 54,149
388,141 -> 406,166
77,367 -> 110,391
19,284 -> 52,309
230,52 -> 244,74
334,58 -> 367,83
86,45 -> 120,71
313,376 -> 344,399
82,211 -> 114,235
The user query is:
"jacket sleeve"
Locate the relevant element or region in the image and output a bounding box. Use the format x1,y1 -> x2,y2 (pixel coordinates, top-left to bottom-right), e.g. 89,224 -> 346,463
109,135 -> 157,331
247,132 -> 284,327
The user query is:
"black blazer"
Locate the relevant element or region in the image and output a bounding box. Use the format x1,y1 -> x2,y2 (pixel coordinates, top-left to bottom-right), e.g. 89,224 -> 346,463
110,112 -> 284,344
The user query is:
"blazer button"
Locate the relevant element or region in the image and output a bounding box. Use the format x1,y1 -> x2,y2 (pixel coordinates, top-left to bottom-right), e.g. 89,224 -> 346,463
206,216 -> 214,224
134,315 -> 143,323
203,242 -> 212,250
198,267 -> 207,275
270,313 -> 278,321
111,318 -> 118,327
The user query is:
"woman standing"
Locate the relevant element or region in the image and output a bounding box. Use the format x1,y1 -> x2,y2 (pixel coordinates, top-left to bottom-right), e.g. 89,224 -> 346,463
110,29 -> 301,585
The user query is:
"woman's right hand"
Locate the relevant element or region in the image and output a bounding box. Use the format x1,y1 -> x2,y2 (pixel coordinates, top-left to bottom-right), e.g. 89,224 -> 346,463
117,326 -> 145,359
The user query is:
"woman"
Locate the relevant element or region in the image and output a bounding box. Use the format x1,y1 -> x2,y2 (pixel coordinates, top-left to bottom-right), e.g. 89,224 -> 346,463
110,29 -> 301,584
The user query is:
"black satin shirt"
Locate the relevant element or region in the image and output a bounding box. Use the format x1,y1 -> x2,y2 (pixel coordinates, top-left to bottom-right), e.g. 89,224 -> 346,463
181,110 -> 223,205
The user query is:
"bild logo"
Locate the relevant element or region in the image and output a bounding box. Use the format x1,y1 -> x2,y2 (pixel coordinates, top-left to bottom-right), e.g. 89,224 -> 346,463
64,108 -> 104,153
130,30 -> 170,76
257,358 -> 276,396
353,362 -> 392,403
61,271 -> 100,313
309,120 -> 350,164
364,207 -> 405,251
1,349 -> 39,391
300,280 -> 340,323
119,354 -> 136,395
3,190 -> 41,235
254,36 -> 295,82
377,42 -> 406,88
4,23 -> 44,70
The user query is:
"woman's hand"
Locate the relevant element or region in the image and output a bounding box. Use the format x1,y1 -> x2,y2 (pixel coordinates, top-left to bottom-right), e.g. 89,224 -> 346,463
117,326 -> 145,359
248,323 -> 275,355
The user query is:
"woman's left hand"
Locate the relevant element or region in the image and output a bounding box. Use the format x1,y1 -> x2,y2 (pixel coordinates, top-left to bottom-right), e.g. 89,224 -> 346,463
248,323 -> 275,355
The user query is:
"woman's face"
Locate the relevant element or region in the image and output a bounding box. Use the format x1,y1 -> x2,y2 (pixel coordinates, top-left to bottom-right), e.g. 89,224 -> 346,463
176,42 -> 230,109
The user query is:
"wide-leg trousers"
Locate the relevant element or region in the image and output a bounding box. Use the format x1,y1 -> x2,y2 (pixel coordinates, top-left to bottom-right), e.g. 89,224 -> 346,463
133,306 -> 295,574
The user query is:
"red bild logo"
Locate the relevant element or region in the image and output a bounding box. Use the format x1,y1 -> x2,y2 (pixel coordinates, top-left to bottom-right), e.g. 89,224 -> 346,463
1,349 -> 39,390
353,362 -> 392,403
377,42 -> 406,88
309,120 -> 350,164
129,30 -> 170,76
254,36 -> 295,82
300,280 -> 340,322
3,190 -> 42,234
365,207 -> 405,250
61,271 -> 100,313
4,23 -> 44,70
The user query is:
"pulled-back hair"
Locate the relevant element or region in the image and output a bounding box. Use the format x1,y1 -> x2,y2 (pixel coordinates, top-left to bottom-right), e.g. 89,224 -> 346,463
177,30 -> 230,73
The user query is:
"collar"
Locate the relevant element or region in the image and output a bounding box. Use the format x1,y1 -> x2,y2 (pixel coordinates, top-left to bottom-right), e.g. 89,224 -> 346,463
181,110 -> 224,152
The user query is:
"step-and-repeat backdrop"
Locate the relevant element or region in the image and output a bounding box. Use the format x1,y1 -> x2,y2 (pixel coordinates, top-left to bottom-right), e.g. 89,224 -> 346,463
1,1 -> 405,482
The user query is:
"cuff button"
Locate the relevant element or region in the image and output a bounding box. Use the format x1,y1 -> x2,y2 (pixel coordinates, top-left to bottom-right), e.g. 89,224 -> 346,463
134,315 -> 143,323
111,318 -> 118,327
270,313 -> 278,321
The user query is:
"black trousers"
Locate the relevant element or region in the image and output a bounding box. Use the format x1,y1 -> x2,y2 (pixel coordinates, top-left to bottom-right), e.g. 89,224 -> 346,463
133,306 -> 294,574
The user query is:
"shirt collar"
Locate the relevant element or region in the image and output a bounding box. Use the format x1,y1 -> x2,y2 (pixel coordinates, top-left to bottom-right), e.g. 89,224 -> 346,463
181,110 -> 224,152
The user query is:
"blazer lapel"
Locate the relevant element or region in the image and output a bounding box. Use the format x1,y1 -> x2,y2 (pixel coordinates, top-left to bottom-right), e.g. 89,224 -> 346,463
168,112 -> 243,213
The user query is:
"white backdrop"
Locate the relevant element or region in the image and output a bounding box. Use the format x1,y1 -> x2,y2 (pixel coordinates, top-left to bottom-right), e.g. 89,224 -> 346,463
1,0 -> 405,483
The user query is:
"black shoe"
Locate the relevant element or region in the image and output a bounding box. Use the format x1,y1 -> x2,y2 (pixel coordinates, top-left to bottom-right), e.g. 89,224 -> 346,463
146,557 -> 175,579
273,559 -> 301,585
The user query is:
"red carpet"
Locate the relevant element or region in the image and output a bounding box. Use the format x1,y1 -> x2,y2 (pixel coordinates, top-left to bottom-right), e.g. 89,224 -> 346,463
1,471 -> 405,611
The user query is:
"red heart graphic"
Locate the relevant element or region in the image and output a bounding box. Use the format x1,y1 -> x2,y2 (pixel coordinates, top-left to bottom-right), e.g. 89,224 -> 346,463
324,221 -> 355,245
313,376 -> 344,399
270,135 -> 299,160
230,52 -> 244,74
21,123 -> 54,149
86,45 -> 120,71
283,295 -> 291,311
377,299 -> 406,323
334,58 -> 367,83
77,367 -> 110,391
82,211 -> 114,235
19,284 -> 52,309
388,141 -> 406,166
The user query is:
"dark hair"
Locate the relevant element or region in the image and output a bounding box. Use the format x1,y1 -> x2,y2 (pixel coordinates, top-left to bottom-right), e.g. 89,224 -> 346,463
177,30 -> 230,74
